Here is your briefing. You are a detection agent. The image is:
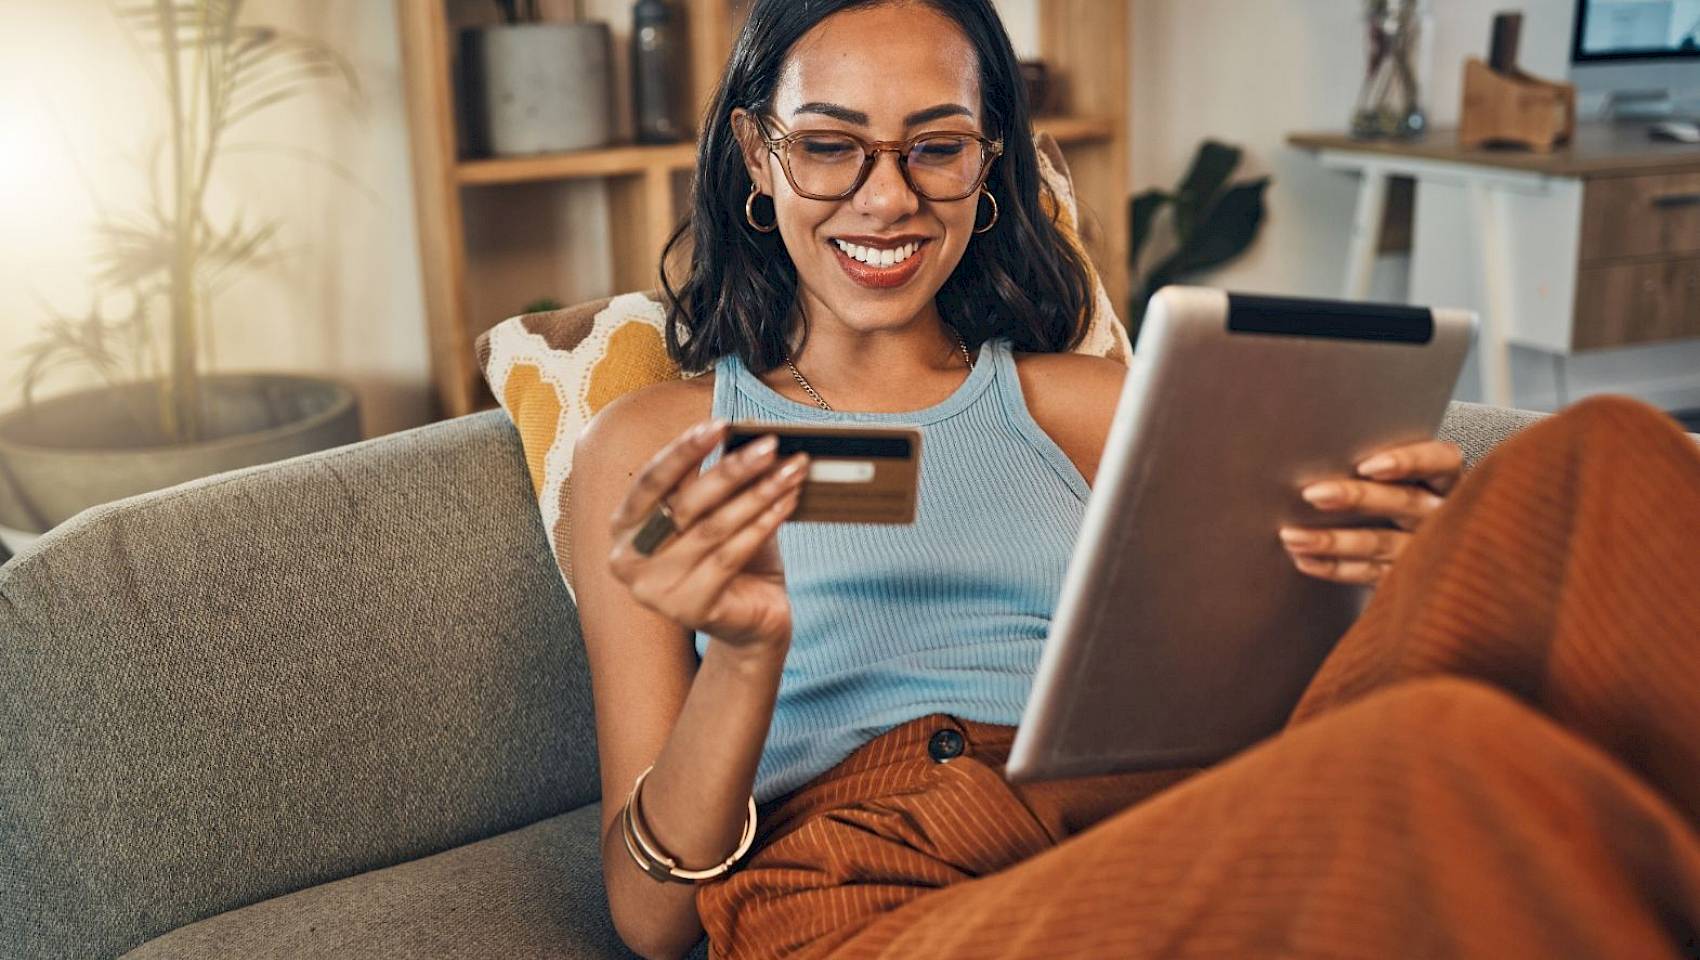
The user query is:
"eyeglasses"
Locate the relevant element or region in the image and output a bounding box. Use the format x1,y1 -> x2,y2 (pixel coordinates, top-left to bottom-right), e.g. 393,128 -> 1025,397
747,115 -> 1003,203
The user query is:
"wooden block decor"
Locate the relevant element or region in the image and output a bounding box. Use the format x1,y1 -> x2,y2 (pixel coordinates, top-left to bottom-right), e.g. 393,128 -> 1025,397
1459,58 -> 1576,153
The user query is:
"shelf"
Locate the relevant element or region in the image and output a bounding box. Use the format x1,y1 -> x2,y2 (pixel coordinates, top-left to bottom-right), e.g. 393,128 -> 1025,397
455,115 -> 1117,188
1034,114 -> 1117,146
458,141 -> 697,186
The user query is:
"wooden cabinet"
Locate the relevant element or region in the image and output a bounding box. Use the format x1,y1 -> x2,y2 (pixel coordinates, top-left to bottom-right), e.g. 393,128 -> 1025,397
1572,168 -> 1700,351
1574,256 -> 1700,350
399,0 -> 1131,418
1580,170 -> 1700,262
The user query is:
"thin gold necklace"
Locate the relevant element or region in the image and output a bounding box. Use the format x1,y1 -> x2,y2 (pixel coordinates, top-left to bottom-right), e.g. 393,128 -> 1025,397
783,331 -> 974,412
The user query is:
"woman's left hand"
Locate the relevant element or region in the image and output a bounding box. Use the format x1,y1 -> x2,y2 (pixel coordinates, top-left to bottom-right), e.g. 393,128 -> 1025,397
1279,440 -> 1464,587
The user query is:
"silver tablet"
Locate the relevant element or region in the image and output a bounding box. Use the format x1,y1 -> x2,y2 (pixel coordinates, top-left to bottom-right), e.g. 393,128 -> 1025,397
1005,287 -> 1477,782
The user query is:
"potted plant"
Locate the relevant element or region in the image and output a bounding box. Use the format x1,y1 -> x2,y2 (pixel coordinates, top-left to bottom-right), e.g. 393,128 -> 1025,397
459,0 -> 614,156
0,0 -> 364,540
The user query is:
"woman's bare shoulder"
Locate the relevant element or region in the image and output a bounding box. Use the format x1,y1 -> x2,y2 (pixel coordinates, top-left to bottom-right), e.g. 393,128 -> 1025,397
1010,351 -> 1127,487
1011,350 -> 1127,386
576,372 -> 717,471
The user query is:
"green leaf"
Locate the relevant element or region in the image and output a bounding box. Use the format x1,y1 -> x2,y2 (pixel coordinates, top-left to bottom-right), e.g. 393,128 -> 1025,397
93,220 -> 175,289
211,25 -> 360,140
1147,177 -> 1270,284
521,297 -> 565,314
1171,140 -> 1242,240
1127,189 -> 1170,271
197,212 -> 279,280
15,300 -> 138,408
230,29 -> 356,91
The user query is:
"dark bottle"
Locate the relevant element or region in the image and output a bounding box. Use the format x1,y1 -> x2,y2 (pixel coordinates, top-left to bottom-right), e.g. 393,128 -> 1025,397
632,0 -> 685,144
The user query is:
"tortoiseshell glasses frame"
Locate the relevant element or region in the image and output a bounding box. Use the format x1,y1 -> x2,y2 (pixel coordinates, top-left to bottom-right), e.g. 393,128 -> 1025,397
747,115 -> 1004,203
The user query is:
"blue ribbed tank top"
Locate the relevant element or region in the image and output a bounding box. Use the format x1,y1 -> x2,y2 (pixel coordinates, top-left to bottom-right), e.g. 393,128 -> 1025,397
697,337 -> 1089,802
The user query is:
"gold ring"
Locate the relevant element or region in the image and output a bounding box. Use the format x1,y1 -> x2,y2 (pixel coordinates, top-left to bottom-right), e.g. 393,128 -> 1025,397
632,498 -> 679,556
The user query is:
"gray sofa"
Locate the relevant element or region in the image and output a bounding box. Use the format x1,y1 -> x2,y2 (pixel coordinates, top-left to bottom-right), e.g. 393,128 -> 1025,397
1,402 -> 1549,959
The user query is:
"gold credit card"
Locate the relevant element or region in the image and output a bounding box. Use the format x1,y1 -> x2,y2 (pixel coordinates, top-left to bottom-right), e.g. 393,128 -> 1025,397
725,422 -> 922,524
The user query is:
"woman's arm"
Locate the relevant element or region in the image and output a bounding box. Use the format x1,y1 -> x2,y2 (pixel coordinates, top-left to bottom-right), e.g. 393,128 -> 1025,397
571,384 -> 806,960
591,627 -> 785,960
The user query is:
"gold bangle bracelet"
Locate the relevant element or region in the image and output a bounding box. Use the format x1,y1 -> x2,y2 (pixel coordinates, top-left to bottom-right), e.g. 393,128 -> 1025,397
620,765 -> 758,884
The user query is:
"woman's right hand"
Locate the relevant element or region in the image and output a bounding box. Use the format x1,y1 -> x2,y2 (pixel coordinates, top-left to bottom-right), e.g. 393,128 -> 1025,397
607,418 -> 810,655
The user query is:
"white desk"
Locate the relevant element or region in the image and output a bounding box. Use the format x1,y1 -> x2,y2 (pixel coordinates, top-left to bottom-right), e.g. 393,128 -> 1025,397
1291,126 -> 1700,407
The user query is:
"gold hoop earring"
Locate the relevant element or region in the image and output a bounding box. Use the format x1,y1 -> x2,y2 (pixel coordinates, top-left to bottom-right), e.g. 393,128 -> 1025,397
973,187 -> 999,235
745,183 -> 777,233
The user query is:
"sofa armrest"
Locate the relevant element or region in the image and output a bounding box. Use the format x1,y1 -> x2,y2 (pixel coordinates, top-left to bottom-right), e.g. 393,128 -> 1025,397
1,410 -> 600,960
1437,400 -> 1547,469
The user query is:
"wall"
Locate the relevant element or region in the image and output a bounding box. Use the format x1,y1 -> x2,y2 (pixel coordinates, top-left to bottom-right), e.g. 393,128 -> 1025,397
1129,0 -> 1700,412
0,0 -> 431,438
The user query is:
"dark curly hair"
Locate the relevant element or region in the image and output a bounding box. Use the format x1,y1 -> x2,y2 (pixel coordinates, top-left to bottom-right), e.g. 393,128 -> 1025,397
658,0 -> 1095,375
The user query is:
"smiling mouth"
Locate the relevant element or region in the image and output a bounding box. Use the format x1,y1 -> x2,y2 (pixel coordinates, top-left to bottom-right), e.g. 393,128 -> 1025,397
828,237 -> 930,290
830,238 -> 929,268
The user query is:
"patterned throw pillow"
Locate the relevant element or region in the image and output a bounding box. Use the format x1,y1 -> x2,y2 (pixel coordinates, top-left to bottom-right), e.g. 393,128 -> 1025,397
476,132 -> 1132,600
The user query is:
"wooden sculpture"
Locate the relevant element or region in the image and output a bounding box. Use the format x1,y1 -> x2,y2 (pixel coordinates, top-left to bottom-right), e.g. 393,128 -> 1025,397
1458,12 -> 1577,152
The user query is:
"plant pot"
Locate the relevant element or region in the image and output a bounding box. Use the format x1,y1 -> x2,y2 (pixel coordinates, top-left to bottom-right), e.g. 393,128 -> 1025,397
0,373 -> 361,534
461,21 -> 613,156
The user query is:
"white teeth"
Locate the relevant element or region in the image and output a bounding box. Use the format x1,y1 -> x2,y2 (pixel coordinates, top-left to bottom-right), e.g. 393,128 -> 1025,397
833,239 -> 920,267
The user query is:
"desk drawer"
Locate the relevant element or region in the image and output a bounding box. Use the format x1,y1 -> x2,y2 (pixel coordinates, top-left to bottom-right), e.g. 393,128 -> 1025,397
1581,171 -> 1700,262
1573,255 -> 1700,350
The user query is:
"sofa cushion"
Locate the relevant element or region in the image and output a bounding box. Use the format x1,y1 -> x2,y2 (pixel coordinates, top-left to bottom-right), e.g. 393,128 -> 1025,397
120,802 -> 709,960
474,132 -> 1133,602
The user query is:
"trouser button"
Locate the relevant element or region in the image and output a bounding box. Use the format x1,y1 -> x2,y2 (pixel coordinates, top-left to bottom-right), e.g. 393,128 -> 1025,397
928,728 -> 965,763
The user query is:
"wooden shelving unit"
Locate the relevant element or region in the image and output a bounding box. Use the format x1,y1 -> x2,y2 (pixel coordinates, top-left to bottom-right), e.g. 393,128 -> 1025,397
399,0 -> 1129,418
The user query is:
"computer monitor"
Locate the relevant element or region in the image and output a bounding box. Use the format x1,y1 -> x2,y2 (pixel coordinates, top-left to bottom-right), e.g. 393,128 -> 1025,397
1570,0 -> 1700,118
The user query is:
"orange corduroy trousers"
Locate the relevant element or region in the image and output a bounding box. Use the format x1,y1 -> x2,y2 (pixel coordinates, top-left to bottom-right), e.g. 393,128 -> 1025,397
695,396 -> 1700,960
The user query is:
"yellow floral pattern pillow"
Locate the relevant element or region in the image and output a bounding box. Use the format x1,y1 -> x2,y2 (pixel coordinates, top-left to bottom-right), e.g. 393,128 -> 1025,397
476,133 -> 1132,601
478,292 -> 681,600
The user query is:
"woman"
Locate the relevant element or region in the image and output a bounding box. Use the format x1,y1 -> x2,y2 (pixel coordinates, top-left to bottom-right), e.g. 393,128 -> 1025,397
569,1 -> 1700,958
